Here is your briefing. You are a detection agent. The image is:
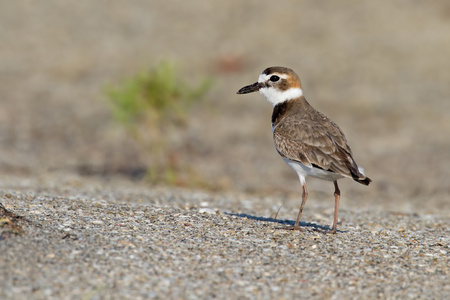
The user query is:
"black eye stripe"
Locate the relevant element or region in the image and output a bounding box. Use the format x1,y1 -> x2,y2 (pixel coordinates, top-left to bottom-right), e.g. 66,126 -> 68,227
270,75 -> 280,82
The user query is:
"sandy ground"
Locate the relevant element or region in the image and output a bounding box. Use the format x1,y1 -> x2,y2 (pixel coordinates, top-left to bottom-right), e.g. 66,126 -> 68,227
1,174 -> 449,299
0,1 -> 449,299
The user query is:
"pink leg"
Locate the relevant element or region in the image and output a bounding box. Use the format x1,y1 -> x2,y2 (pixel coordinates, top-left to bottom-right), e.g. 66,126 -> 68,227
293,183 -> 308,229
330,181 -> 340,234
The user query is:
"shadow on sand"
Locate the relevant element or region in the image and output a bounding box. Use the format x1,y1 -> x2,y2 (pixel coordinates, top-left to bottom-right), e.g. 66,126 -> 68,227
224,212 -> 344,234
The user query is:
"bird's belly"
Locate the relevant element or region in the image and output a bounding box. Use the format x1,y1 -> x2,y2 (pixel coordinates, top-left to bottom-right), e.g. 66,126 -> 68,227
283,158 -> 344,182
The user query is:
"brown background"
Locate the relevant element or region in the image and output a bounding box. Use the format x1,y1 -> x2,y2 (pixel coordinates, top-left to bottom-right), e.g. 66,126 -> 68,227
1,1 -> 449,215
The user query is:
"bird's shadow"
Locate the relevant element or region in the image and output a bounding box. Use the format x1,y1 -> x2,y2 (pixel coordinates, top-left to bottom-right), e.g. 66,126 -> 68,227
224,212 -> 344,234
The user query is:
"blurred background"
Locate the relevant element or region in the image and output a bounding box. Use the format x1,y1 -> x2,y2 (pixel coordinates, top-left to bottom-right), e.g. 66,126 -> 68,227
1,1 -> 449,215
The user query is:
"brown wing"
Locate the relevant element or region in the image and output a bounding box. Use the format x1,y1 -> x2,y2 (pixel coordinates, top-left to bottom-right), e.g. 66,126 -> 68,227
273,111 -> 363,180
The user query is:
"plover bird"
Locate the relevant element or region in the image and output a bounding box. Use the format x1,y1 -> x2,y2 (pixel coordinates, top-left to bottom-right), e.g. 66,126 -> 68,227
237,66 -> 371,233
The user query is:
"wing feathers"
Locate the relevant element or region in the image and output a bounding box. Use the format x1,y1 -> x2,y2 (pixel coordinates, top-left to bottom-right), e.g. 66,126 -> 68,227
273,101 -> 369,183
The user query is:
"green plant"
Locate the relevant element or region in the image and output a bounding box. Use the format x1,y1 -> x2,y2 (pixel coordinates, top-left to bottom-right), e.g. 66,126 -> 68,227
105,62 -> 213,185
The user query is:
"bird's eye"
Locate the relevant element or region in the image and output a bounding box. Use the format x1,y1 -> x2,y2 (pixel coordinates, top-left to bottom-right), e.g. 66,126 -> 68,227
270,75 -> 280,82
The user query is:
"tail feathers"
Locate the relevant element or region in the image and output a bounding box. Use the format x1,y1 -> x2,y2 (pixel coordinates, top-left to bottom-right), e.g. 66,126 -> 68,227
352,165 -> 371,186
356,176 -> 372,186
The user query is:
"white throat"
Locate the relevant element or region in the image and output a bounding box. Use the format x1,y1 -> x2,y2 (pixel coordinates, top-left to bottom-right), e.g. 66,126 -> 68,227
259,87 -> 303,107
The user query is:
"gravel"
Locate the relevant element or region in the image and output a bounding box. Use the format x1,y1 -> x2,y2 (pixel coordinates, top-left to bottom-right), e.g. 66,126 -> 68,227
1,175 -> 448,300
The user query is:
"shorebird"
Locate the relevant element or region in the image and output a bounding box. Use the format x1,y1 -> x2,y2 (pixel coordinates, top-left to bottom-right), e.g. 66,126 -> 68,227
237,66 -> 371,233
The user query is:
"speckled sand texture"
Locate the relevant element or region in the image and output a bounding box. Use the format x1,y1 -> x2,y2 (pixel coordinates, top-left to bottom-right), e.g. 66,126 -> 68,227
1,176 -> 449,299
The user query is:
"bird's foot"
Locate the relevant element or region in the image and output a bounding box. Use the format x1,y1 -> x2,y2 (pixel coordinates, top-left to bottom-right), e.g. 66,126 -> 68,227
327,227 -> 337,234
279,224 -> 302,231
312,226 -> 338,234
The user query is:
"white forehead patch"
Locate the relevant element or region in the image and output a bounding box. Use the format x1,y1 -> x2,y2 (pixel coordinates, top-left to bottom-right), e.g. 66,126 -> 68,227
258,72 -> 288,83
259,87 -> 303,106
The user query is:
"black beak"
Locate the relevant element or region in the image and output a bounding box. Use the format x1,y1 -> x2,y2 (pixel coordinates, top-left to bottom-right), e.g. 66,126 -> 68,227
237,82 -> 263,94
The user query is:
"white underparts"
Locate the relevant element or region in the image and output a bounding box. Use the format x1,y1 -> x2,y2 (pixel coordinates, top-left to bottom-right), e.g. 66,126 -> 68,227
259,87 -> 303,107
283,158 -> 346,184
